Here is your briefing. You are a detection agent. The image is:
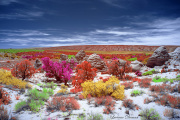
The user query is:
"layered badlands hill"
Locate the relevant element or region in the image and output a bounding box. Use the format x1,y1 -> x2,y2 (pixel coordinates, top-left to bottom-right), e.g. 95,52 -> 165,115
38,45 -> 179,52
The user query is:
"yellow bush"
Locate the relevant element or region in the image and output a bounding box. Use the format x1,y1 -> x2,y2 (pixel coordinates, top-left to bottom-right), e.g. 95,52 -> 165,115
57,84 -> 68,94
81,76 -> 125,100
0,69 -> 31,89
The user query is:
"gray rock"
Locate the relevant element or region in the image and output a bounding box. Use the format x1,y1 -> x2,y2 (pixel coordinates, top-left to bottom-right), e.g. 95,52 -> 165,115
75,50 -> 86,62
34,59 -> 42,69
66,57 -> 78,69
165,47 -> 180,70
87,53 -> 107,72
130,60 -> 144,72
146,46 -> 170,68
60,54 -> 68,61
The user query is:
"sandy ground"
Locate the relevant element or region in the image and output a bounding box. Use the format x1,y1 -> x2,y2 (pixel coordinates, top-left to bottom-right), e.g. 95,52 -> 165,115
1,69 -> 180,120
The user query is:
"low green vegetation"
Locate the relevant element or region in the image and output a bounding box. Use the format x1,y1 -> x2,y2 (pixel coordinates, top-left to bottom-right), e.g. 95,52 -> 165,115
0,49 -> 44,53
139,108 -> 161,120
130,90 -> 144,97
152,76 -> 162,83
14,100 -> 27,111
87,112 -> 103,120
37,81 -> 57,90
127,57 -> 137,61
142,69 -> 156,76
68,55 -> 75,59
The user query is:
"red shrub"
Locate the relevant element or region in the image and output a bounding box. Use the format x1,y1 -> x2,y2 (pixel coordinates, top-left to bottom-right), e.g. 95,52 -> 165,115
72,61 -> 97,93
47,96 -> 80,112
78,94 -> 84,100
121,81 -> 134,89
132,78 -> 141,82
159,95 -> 168,106
105,60 -> 132,79
0,86 -> 11,106
138,78 -> 151,88
122,99 -> 135,110
167,95 -> 180,109
14,94 -> 20,100
11,60 -> 35,80
122,75 -> 133,81
6,61 -> 10,63
144,97 -> 152,104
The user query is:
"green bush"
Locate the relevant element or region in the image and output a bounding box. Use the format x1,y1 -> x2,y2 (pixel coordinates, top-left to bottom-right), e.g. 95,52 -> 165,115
15,100 -> 27,111
139,108 -> 161,120
127,57 -> 137,61
152,76 -> 162,83
130,90 -> 143,96
28,88 -> 49,101
29,99 -> 45,112
143,69 -> 155,76
68,55 -> 75,59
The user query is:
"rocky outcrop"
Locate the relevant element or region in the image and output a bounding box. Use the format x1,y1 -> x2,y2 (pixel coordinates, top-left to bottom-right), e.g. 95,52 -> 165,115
164,47 -> 180,70
75,50 -> 86,63
66,57 -> 78,69
60,54 -> 68,61
130,60 -> 144,72
146,46 -> 170,68
34,59 -> 42,69
87,53 -> 107,72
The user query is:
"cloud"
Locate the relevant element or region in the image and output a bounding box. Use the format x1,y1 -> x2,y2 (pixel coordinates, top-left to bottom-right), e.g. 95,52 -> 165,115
0,0 -> 19,5
101,0 -> 123,8
0,17 -> 180,48
0,11 -> 44,20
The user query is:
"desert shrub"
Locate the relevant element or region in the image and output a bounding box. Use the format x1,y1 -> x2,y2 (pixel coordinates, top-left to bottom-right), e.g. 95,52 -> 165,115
28,88 -> 49,101
57,84 -> 68,94
22,55 -> 33,59
0,105 -> 17,120
135,70 -> 142,76
152,76 -> 162,82
68,55 -> 75,59
47,96 -> 80,112
122,99 -> 135,110
142,69 -> 155,76
14,100 -> 27,111
167,95 -> 180,109
121,81 -> 134,89
37,81 -> 57,90
163,109 -> 179,119
144,97 -> 153,104
42,57 -> 72,85
112,56 -> 118,60
138,78 -> 152,88
149,85 -> 164,93
29,99 -> 45,112
176,75 -> 180,78
139,108 -> 161,120
142,57 -> 149,64
130,90 -> 144,97
0,69 -> 31,89
127,57 -> 137,61
105,60 -> 132,79
0,86 -> 11,106
102,96 -> 116,114
132,78 -> 141,82
4,53 -> 9,57
81,76 -> 125,100
11,60 -> 35,80
159,95 -> 168,106
105,56 -> 111,59
71,61 -> 97,93
122,75 -> 133,81
87,112 -> 103,120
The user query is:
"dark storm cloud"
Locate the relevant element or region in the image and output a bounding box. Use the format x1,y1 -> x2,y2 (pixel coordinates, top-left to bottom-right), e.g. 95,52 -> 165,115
0,0 -> 180,48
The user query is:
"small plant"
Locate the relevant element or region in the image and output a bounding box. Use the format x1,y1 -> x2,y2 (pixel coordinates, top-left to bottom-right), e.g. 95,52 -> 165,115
14,100 -> 27,112
163,109 -> 179,118
139,108 -> 161,120
121,81 -> 134,89
176,75 -> 180,78
135,70 -> 142,76
14,94 -> 20,100
87,112 -> 103,120
0,86 -> 11,106
142,69 -> 155,76
131,90 -> 143,97
152,76 -> 162,83
0,105 -> 17,120
138,78 -> 152,88
127,57 -> 137,61
122,99 -> 135,110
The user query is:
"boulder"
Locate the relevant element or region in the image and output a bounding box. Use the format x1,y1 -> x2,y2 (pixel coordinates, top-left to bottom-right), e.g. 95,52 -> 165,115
146,46 -> 170,68
87,53 -> 107,72
34,59 -> 42,69
118,59 -> 127,66
66,57 -> 78,69
164,47 -> 180,70
75,50 -> 86,62
60,54 -> 68,61
130,60 -> 144,72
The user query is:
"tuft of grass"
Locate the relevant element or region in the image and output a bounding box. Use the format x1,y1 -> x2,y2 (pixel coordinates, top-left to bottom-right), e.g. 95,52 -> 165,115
131,90 -> 143,96
139,108 -> 161,120
14,100 -> 27,111
87,112 -> 103,120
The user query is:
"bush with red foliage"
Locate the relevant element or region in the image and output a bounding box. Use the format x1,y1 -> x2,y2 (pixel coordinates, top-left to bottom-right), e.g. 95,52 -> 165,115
132,78 -> 141,83
144,97 -> 153,104
11,60 -> 35,80
0,86 -> 11,106
138,78 -> 152,88
6,61 -> 10,63
47,96 -> 80,112
149,85 -> 164,93
71,61 -> 97,93
122,75 -> 133,81
122,99 -> 135,110
121,81 -> 134,89
105,60 -> 132,79
167,95 -> 180,109
159,95 -> 168,106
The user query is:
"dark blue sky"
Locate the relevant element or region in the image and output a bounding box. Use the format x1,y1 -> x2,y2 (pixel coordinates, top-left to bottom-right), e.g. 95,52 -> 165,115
0,0 -> 180,49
